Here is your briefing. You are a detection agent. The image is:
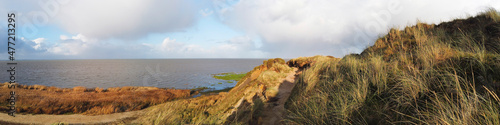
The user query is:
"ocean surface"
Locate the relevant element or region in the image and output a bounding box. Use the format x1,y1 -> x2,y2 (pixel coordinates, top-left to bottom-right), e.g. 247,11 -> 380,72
0,59 -> 266,90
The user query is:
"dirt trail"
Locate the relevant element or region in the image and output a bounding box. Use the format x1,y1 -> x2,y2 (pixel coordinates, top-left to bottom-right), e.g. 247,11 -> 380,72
0,110 -> 142,125
260,68 -> 300,125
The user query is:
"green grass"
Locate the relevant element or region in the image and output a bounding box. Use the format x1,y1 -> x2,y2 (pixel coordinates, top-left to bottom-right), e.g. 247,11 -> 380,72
213,72 -> 247,81
285,9 -> 500,125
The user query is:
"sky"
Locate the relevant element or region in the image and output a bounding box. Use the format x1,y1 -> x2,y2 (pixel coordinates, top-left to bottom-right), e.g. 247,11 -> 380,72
0,0 -> 499,60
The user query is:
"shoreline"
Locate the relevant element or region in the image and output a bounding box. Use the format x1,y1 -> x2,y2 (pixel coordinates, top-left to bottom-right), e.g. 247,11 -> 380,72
0,57 -> 312,124
0,71 -> 247,116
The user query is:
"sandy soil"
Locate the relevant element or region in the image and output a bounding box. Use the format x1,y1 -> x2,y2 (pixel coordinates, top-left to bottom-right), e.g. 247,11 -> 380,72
260,68 -> 299,125
0,110 -> 142,125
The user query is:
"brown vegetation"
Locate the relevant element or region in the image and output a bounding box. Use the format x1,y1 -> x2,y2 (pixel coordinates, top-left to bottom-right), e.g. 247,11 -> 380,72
287,55 -> 338,69
3,10 -> 499,124
137,58 -> 297,124
0,83 -> 192,115
285,9 -> 500,124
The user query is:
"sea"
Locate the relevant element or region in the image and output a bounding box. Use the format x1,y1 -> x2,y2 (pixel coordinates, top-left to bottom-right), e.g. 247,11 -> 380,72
0,59 -> 266,90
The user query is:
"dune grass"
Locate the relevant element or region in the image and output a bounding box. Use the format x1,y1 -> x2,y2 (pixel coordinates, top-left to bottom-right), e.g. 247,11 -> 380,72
11,9 -> 500,125
285,9 -> 500,125
136,9 -> 500,124
137,58 -> 292,124
0,84 -> 192,115
213,72 -> 247,81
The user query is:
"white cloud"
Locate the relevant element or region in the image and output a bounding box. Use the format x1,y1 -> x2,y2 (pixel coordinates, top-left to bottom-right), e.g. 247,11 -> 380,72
2,0 -> 500,59
200,8 -> 214,17
157,37 -> 215,57
55,0 -> 199,40
60,35 -> 69,40
31,38 -> 45,50
216,0 -> 500,58
161,38 -> 186,52
48,34 -> 93,55
153,36 -> 266,58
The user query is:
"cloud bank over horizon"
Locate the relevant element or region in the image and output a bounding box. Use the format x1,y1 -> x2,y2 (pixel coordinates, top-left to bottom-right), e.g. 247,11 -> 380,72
1,0 -> 499,59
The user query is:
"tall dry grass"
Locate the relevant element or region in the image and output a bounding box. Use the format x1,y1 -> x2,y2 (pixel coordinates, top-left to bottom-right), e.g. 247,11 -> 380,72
285,9 -> 500,124
0,84 -> 191,115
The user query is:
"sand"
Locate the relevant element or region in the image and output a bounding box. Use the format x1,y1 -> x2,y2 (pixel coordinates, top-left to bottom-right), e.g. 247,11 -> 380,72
260,68 -> 300,125
0,110 -> 142,125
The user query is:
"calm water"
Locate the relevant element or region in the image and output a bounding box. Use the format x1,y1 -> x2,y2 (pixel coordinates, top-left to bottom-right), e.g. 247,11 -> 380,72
0,59 -> 265,90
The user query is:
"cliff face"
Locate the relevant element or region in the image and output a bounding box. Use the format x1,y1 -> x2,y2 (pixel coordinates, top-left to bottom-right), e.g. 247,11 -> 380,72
285,10 -> 500,125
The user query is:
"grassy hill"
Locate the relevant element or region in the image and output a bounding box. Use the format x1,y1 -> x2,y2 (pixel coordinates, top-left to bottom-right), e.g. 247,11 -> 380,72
285,9 -> 500,124
131,9 -> 500,124
136,58 -> 293,124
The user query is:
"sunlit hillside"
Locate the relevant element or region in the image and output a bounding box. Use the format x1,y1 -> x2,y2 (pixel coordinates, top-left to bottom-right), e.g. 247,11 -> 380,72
285,9 -> 500,124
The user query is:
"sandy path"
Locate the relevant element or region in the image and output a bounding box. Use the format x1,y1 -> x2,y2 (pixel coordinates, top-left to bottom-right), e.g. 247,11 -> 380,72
0,110 -> 142,125
260,68 -> 299,125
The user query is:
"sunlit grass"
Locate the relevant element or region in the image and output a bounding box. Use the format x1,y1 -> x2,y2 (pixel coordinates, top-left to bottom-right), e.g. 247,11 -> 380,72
0,85 -> 192,115
285,9 -> 500,125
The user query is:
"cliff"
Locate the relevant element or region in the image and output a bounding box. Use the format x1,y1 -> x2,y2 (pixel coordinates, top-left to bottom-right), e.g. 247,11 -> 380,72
136,58 -> 299,124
